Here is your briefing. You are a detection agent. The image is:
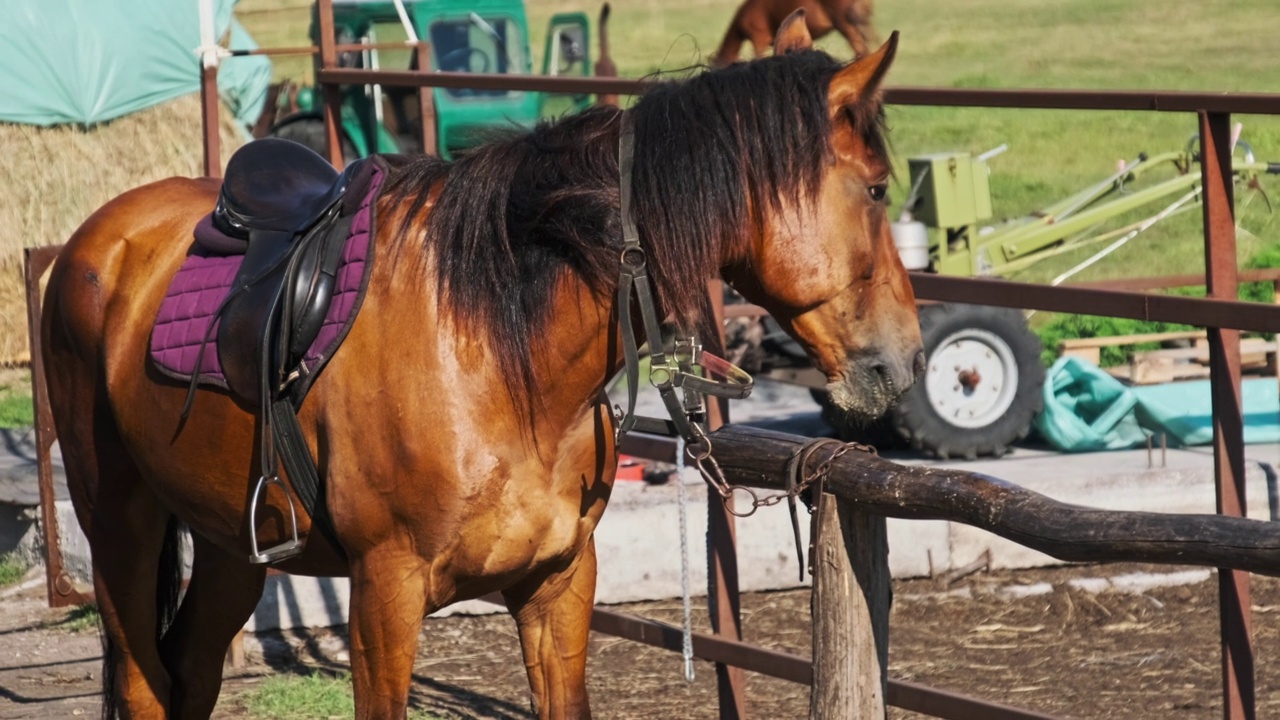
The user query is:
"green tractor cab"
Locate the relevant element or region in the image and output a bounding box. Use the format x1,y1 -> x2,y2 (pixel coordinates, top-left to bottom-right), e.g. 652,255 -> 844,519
269,0 -> 595,161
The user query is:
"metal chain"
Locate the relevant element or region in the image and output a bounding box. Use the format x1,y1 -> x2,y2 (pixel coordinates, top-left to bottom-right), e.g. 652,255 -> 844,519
687,428 -> 876,518
674,437 -> 696,682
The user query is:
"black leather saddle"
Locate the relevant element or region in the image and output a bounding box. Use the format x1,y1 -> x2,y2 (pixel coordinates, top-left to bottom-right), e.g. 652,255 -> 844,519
211,138 -> 374,410
215,137 -> 348,237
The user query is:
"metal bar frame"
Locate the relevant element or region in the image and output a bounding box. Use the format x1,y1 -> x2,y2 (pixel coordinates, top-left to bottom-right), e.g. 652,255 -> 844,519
704,280 -> 746,717
1199,110 -> 1254,720
24,246 -> 91,609
200,63 -> 221,178
316,0 -> 344,168
413,43 -> 438,157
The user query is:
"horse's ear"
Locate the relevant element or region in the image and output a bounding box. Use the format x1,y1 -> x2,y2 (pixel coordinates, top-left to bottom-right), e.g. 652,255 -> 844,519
774,9 -> 812,55
828,30 -> 898,110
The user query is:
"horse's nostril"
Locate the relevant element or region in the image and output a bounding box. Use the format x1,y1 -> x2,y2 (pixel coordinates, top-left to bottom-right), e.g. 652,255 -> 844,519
912,349 -> 927,381
870,362 -> 889,381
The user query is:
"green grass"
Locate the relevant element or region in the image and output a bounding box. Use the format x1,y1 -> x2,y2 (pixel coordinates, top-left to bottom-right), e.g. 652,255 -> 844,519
0,552 -> 28,588
0,388 -> 33,429
241,672 -> 355,720
238,671 -> 444,720
52,604 -> 101,634
0,370 -> 34,428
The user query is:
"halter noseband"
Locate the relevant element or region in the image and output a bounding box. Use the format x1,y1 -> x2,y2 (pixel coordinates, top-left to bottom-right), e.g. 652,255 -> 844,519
613,111 -> 754,450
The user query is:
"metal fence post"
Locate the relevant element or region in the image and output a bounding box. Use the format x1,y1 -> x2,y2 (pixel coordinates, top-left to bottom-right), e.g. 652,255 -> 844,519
316,0 -> 344,168
24,246 -> 91,609
414,43 -> 438,157
705,279 -> 747,718
1199,109 -> 1255,720
200,64 -> 221,178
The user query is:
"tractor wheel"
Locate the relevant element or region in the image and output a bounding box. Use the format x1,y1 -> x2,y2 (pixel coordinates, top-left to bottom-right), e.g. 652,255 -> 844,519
889,303 -> 1044,459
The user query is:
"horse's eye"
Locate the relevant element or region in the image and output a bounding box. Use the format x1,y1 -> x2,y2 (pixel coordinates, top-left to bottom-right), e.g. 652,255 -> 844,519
868,184 -> 888,203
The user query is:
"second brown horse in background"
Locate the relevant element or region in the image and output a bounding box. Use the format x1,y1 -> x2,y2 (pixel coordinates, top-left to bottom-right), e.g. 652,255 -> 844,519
713,0 -> 875,65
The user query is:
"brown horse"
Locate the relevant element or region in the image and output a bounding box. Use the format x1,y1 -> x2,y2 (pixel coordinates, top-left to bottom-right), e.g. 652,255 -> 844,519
713,0 -> 876,66
42,19 -> 920,719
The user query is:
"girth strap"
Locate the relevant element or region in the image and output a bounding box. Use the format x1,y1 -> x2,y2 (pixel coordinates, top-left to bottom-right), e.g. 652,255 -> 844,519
269,397 -> 344,552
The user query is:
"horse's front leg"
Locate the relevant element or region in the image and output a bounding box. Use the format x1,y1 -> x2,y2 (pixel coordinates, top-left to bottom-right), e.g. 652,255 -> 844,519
348,547 -> 429,719
504,537 -> 598,720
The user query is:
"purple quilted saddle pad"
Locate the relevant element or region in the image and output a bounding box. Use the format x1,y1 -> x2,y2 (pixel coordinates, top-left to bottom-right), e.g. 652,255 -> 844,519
149,166 -> 383,388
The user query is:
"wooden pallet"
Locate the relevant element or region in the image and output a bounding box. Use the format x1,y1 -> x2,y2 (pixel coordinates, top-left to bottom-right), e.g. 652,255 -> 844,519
1060,332 -> 1277,385
1058,331 -> 1208,365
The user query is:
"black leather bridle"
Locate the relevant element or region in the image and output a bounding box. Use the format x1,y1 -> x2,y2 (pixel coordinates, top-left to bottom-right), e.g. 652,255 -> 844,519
611,112 -> 754,451
613,112 -> 878,581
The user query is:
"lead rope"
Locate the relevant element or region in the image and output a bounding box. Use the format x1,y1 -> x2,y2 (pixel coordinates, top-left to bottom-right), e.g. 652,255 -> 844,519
675,436 -> 696,682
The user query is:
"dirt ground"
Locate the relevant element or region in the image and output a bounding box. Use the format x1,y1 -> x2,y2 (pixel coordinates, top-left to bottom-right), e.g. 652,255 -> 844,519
2,562 -> 1278,719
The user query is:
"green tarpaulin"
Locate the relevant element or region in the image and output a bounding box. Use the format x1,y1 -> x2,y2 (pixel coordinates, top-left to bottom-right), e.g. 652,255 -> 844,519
1036,356 -> 1280,452
1,0 -> 270,129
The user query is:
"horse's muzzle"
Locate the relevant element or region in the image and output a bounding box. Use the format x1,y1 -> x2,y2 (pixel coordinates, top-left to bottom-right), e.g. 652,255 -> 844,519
825,347 -> 926,423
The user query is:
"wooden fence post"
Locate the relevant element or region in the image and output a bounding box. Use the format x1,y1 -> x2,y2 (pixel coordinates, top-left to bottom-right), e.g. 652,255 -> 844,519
810,494 -> 890,719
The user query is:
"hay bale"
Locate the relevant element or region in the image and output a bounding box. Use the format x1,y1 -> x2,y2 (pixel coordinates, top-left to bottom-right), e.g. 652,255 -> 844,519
2,94 -> 245,364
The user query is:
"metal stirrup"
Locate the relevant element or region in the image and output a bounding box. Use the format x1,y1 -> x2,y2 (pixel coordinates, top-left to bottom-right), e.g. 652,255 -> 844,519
247,473 -> 304,564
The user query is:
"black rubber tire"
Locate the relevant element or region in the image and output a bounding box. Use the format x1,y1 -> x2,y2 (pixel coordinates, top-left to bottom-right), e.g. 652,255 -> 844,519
888,303 -> 1044,460
267,117 -> 358,166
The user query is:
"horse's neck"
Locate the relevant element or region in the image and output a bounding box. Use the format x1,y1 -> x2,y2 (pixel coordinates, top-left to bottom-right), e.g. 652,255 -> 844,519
525,277 -> 622,434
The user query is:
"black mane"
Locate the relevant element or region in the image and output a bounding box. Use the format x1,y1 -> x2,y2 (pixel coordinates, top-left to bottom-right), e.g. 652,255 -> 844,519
383,50 -> 879,415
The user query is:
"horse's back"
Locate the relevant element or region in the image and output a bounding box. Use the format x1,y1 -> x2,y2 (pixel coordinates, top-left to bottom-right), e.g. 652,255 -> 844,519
46,176 -> 217,368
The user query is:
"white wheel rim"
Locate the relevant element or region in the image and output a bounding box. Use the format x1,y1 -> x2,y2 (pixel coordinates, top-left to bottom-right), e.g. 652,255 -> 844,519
924,328 -> 1019,429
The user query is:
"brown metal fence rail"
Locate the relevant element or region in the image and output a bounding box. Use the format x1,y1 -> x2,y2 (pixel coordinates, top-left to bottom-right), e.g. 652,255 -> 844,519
20,5 -> 1274,718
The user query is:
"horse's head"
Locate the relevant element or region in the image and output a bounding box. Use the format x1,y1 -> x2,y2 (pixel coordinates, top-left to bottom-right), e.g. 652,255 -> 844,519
723,21 -> 924,422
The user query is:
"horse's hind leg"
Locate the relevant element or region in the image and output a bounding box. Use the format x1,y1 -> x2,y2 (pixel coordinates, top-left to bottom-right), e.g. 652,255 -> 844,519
73,443 -> 176,719
160,535 -> 267,718
504,538 -> 598,720
836,1 -> 873,55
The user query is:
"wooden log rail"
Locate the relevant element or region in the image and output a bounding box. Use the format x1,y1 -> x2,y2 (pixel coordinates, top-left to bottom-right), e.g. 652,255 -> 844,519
707,424 -> 1280,577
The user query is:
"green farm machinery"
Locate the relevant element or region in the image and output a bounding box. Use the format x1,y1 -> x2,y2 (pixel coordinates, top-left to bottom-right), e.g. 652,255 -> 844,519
744,137 -> 1280,459
267,0 -> 599,161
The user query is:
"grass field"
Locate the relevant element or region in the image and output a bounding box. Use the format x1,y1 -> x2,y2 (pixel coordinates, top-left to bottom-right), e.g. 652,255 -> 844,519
231,670 -> 444,719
